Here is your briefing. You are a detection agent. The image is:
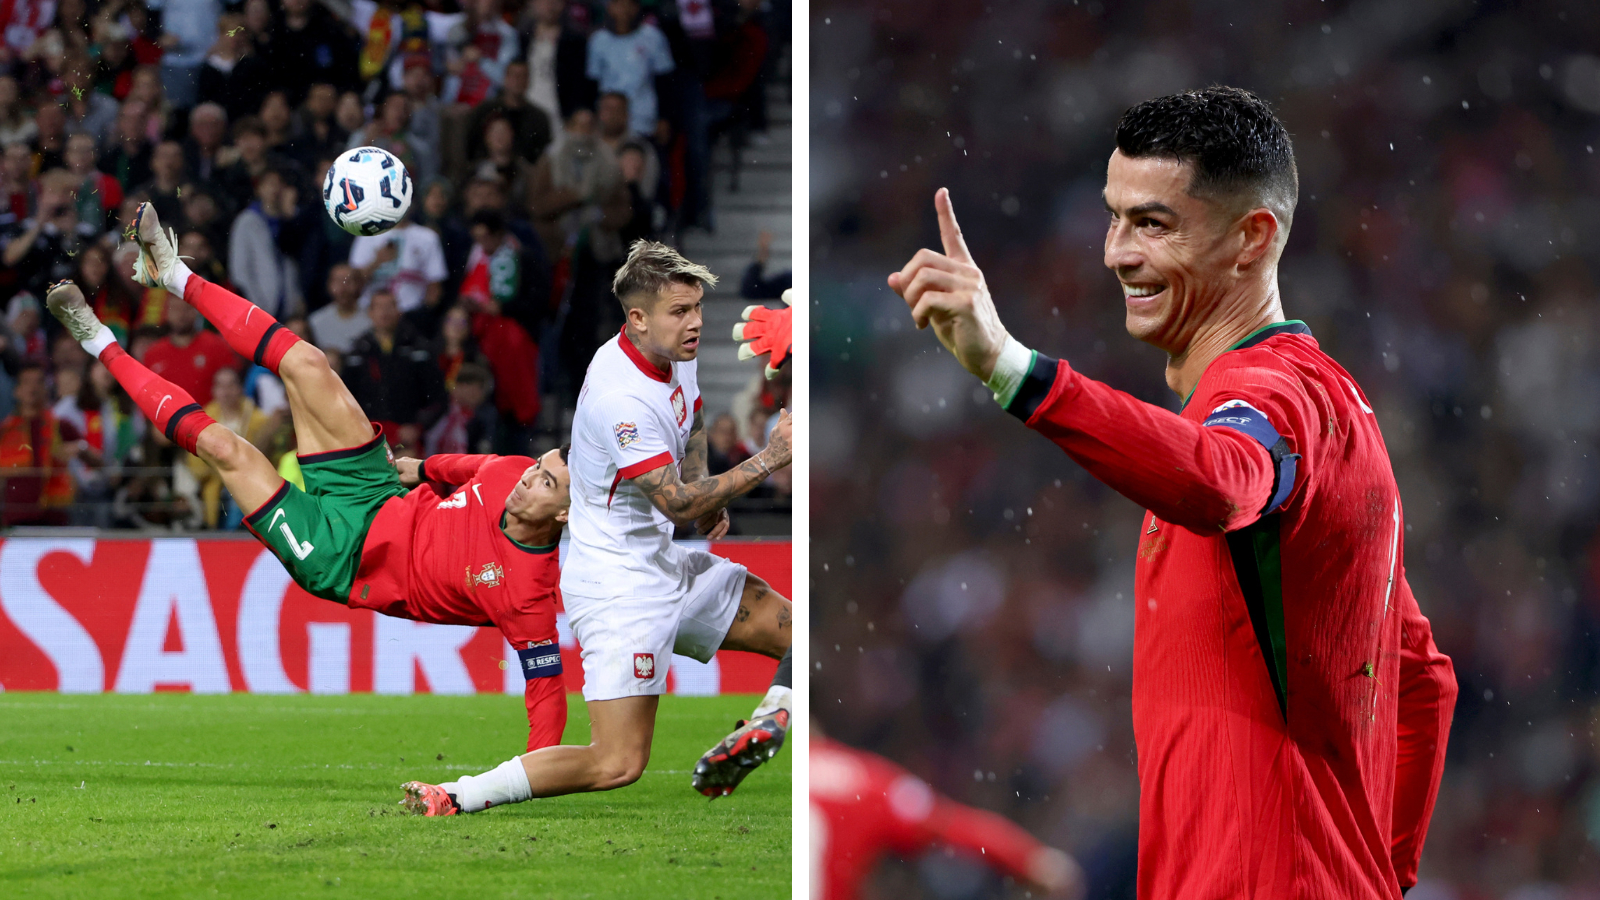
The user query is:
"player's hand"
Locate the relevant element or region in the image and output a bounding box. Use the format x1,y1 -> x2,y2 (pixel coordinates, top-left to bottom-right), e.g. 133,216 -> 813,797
732,289 -> 792,379
696,508 -> 730,539
395,456 -> 424,488
1030,847 -> 1087,900
887,188 -> 1010,380
760,408 -> 792,471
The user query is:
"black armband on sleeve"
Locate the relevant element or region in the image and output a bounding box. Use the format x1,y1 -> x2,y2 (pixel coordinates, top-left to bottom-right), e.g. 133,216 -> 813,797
516,641 -> 563,680
1201,400 -> 1301,515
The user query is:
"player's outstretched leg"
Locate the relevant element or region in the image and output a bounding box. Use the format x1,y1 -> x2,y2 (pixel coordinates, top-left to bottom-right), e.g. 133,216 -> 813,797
692,648 -> 791,799
130,202 -> 302,373
400,697 -> 657,816
46,281 -> 284,512
691,574 -> 793,798
129,201 -> 373,456
48,278 -> 216,452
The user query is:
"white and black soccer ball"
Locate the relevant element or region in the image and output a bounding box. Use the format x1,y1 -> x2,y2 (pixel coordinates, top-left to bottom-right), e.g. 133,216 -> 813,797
323,146 -> 412,236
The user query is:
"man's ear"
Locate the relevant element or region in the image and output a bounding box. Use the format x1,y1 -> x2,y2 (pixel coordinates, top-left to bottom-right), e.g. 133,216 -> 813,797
625,304 -> 647,332
1235,208 -> 1280,269
555,506 -> 569,525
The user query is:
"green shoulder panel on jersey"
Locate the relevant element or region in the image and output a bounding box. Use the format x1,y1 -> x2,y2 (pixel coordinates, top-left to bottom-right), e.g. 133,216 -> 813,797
1213,321 -> 1306,718
1228,515 -> 1289,720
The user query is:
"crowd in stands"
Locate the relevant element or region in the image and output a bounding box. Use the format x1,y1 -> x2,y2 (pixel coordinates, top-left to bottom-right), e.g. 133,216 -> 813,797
814,1 -> 1600,898
0,0 -> 788,529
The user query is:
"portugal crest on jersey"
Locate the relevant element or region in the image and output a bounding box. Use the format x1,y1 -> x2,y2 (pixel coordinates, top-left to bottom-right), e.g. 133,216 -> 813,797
614,421 -> 640,449
465,562 -> 504,590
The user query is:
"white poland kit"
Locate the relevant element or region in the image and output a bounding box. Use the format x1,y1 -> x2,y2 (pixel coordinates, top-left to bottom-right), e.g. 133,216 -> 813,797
561,331 -> 750,702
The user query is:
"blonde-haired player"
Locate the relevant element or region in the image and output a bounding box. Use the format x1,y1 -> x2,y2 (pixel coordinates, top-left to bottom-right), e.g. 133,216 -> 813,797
402,241 -> 793,814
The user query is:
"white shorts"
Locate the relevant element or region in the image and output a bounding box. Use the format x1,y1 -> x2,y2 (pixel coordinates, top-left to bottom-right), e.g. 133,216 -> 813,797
562,548 -> 748,702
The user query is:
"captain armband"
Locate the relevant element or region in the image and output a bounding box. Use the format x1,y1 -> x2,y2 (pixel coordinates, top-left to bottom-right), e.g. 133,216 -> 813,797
1201,400 -> 1300,514
516,641 -> 563,680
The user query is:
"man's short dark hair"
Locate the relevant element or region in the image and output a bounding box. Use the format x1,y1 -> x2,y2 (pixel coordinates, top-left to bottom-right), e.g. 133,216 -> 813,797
1115,86 -> 1298,230
611,240 -> 717,312
558,443 -> 570,465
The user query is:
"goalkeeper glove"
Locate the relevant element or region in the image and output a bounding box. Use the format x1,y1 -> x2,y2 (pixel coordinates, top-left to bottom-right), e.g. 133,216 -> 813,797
731,288 -> 792,380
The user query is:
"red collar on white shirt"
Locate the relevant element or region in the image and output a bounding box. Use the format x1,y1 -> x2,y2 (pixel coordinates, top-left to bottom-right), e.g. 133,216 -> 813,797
617,327 -> 670,383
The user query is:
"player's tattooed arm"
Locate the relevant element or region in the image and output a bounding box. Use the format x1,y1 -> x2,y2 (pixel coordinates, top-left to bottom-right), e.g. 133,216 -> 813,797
680,409 -> 727,536
630,409 -> 793,526
682,408 -> 709,483
631,456 -> 767,526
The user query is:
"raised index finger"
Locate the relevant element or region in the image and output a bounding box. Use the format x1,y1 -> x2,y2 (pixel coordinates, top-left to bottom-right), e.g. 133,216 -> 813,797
935,187 -> 973,263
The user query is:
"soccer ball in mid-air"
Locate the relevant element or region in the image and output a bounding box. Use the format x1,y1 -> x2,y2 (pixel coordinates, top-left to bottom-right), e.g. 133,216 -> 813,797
323,146 -> 412,236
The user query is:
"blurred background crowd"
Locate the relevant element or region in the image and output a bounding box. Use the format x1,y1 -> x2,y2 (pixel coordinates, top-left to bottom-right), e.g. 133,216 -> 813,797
812,0 -> 1600,897
0,0 -> 791,531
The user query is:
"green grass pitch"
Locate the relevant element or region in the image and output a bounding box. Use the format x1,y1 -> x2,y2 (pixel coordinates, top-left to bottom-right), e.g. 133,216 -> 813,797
0,693 -> 791,898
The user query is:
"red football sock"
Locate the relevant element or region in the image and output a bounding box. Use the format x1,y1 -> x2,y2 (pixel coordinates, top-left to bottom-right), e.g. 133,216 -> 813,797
100,344 -> 216,454
183,276 -> 302,373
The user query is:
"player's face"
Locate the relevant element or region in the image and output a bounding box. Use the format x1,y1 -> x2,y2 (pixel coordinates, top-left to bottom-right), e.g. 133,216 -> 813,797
506,449 -> 570,526
631,282 -> 704,362
1103,149 -> 1244,355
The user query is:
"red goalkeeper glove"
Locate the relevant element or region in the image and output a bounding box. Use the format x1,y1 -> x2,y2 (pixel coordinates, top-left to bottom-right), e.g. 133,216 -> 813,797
731,289 -> 792,380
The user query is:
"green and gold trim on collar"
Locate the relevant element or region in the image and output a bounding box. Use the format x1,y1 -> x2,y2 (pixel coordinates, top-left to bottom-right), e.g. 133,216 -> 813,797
1181,320 -> 1313,410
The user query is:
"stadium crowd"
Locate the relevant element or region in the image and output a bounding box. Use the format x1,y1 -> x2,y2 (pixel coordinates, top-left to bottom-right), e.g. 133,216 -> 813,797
812,0 -> 1600,898
0,0 -> 788,529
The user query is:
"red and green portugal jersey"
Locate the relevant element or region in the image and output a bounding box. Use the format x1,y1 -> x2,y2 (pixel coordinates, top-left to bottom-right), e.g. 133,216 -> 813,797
1007,321 -> 1457,899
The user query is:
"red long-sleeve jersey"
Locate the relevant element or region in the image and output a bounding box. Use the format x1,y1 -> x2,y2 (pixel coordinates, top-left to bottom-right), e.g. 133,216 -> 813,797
1007,321 -> 1456,898
810,736 -> 1054,900
349,453 -> 567,751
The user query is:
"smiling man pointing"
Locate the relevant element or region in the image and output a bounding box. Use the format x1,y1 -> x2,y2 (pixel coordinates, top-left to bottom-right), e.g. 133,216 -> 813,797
889,87 -> 1457,899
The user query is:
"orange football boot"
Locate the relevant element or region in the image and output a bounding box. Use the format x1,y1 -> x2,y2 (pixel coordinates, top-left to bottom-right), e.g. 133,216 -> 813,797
400,781 -> 460,816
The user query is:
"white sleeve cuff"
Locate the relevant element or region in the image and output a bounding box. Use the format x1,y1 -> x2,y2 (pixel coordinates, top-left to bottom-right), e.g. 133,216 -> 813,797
983,335 -> 1035,408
